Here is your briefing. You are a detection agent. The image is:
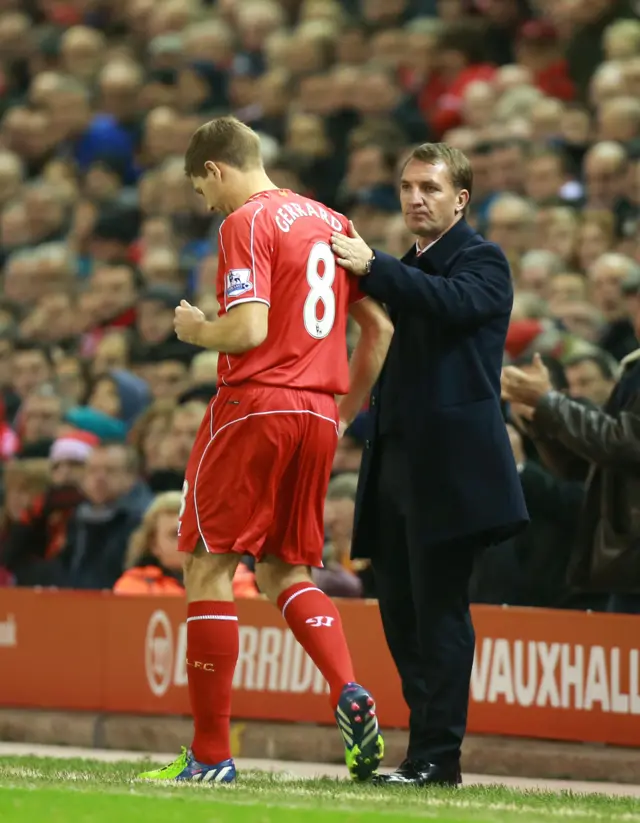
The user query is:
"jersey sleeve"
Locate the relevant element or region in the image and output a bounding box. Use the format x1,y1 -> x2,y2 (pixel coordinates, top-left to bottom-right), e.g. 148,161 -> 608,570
347,273 -> 366,305
218,203 -> 273,310
331,209 -> 366,306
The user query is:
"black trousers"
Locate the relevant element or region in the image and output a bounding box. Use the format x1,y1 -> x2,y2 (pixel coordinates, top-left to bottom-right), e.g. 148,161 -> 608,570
371,435 -> 476,765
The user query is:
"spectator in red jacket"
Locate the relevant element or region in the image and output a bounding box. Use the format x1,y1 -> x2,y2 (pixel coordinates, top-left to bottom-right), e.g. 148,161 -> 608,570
515,20 -> 576,102
421,21 -> 497,138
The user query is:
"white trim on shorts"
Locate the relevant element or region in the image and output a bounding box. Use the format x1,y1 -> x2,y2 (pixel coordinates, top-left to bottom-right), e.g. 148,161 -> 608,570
193,409 -> 339,553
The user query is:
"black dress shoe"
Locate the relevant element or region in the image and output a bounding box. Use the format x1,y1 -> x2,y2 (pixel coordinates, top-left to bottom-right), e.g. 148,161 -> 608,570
373,758 -> 461,787
372,758 -> 413,782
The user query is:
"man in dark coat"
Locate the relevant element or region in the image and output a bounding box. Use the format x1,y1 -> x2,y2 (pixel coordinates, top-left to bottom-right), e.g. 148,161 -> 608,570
331,143 -> 529,786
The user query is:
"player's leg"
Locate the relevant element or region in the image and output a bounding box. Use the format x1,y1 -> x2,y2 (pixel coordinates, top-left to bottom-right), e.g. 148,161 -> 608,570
140,396 -> 252,784
255,410 -> 384,781
139,546 -> 241,783
184,547 -> 241,768
256,554 -> 356,708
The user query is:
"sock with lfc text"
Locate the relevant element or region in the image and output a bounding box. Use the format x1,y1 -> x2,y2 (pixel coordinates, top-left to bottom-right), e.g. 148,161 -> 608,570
187,600 -> 239,765
277,582 -> 356,709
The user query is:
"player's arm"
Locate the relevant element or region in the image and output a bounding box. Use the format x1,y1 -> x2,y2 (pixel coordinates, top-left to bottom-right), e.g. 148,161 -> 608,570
183,302 -> 269,354
337,297 -> 394,428
175,205 -> 273,354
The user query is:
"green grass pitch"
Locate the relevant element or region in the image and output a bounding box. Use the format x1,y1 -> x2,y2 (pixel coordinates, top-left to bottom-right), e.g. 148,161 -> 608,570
1,755 -> 639,822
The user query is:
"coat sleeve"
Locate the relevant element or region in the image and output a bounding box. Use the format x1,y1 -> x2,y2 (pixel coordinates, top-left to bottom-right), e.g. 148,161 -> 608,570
360,243 -> 512,324
533,390 -> 640,468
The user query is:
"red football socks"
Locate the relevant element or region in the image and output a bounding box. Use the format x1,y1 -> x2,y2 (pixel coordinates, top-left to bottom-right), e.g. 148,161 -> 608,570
187,600 -> 239,765
277,582 -> 355,708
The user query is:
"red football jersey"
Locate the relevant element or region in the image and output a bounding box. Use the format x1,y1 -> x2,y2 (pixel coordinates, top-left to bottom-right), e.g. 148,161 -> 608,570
215,189 -> 362,395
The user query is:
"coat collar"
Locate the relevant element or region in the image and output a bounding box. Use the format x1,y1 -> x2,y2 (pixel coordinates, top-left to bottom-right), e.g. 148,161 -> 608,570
403,218 -> 476,267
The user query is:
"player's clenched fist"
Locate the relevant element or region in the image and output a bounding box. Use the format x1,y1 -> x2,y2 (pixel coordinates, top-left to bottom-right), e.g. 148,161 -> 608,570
174,299 -> 206,345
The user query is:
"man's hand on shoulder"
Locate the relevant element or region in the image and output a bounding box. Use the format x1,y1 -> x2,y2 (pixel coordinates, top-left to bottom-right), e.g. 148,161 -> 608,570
331,221 -> 374,276
174,300 -> 207,346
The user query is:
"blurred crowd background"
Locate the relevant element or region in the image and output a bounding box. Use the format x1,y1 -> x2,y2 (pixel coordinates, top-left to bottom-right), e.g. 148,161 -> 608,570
0,0 -> 638,610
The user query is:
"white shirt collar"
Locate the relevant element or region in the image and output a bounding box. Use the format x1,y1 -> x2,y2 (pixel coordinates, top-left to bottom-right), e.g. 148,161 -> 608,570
415,237 -> 439,256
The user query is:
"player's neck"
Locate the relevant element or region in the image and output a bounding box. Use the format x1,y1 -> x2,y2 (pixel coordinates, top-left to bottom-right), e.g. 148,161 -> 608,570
232,172 -> 280,210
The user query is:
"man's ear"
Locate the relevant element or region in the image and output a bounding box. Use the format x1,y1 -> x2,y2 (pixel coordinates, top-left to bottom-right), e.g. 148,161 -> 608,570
204,160 -> 221,179
455,188 -> 470,214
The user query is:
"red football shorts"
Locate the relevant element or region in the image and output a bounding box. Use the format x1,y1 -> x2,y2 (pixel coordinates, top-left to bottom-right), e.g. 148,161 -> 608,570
177,384 -> 339,567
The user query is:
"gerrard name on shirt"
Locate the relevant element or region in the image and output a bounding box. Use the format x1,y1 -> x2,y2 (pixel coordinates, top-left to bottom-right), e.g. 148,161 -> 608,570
275,201 -> 343,234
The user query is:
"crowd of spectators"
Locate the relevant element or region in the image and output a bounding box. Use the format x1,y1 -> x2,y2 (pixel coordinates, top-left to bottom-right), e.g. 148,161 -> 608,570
0,0 -> 639,610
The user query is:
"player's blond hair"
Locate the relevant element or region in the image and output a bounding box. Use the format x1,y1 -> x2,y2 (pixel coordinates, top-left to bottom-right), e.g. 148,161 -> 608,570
184,116 -> 263,177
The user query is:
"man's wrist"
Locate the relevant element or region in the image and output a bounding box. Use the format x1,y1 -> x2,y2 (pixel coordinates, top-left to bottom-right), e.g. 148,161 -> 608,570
362,250 -> 375,276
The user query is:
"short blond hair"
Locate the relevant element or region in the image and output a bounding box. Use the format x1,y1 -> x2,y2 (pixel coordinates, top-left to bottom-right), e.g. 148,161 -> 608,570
184,116 -> 263,177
